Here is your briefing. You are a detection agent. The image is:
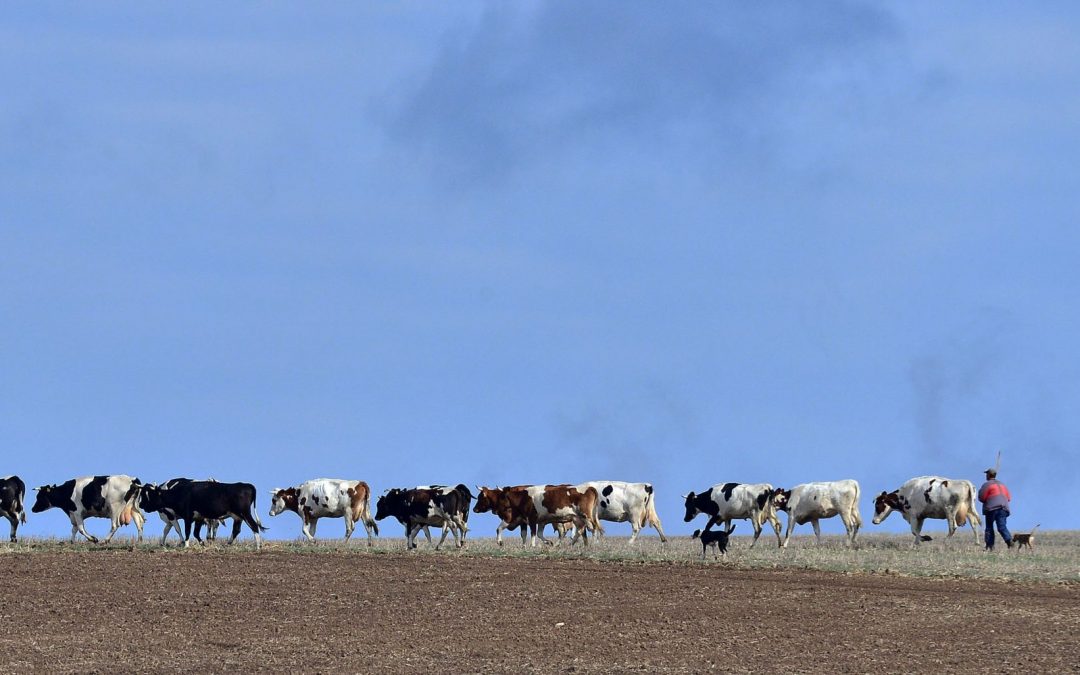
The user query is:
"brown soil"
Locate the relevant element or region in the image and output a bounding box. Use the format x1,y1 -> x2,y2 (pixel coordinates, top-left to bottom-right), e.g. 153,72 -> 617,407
0,551 -> 1074,673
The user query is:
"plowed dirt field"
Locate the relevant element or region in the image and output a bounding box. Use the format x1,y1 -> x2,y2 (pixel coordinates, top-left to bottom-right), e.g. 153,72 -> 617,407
0,549 -> 1075,673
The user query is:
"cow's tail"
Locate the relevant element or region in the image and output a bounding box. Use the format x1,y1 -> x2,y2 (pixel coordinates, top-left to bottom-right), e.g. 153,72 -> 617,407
642,487 -> 664,535
351,481 -> 379,535
851,481 -> 863,528
954,481 -> 973,527
583,486 -> 604,536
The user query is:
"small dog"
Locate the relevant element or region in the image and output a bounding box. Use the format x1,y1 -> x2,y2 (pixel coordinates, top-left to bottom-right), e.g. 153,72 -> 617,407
692,524 -> 735,559
1012,524 -> 1040,551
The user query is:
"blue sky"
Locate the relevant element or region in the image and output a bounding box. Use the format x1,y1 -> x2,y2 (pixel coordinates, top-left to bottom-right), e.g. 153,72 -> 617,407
2,3 -> 1077,539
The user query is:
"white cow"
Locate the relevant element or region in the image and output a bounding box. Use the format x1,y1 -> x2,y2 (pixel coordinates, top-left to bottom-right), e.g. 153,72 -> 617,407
682,482 -> 782,548
31,475 -> 146,543
771,479 -> 862,547
270,478 -> 379,543
576,481 -> 667,543
872,475 -> 981,546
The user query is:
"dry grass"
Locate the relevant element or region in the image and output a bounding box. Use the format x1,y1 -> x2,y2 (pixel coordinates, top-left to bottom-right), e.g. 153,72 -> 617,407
5,529 -> 1077,584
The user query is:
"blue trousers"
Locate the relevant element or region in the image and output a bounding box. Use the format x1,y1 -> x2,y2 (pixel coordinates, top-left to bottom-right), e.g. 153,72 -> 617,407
984,508 -> 1011,549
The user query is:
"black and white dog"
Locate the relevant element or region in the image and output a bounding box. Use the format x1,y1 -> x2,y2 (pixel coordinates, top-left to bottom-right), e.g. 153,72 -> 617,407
692,523 -> 735,559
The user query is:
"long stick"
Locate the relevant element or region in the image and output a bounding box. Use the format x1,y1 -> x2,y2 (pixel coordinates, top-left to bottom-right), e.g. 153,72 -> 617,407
994,450 -> 1002,473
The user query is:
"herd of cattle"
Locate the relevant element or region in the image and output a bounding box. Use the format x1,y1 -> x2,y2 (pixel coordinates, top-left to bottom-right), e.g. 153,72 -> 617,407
0,474 -> 985,553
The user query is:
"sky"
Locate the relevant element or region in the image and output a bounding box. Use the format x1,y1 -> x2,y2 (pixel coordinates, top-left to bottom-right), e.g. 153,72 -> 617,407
2,2 -> 1078,540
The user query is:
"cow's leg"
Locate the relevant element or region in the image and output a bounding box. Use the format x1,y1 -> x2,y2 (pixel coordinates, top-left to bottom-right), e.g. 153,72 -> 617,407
182,518 -> 194,548
811,519 -> 822,545
648,511 -> 667,543
241,510 -> 263,550
944,508 -> 958,539
344,513 -> 355,541
627,510 -> 642,544
968,511 -> 982,544
301,515 -> 315,542
910,517 -> 925,547
748,518 -> 763,549
768,511 -> 783,547
534,521 -> 555,547
782,513 -> 795,549
102,514 -> 122,544
435,524 -> 452,550
226,518 -> 242,544
6,512 -> 18,543
72,515 -> 98,543
308,517 -> 319,539
132,509 -> 145,543
421,526 -> 433,544
160,519 -> 174,547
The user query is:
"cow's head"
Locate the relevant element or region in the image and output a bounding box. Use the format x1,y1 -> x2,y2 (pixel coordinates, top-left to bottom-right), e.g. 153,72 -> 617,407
473,486 -> 501,514
453,484 -> 473,501
771,488 -> 792,512
138,484 -> 166,513
872,490 -> 903,524
123,478 -> 143,504
374,489 -> 405,521
682,492 -> 699,522
31,485 -> 57,513
269,488 -> 299,516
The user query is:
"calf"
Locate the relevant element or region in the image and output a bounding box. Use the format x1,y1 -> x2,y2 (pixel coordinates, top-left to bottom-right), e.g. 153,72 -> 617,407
32,475 -> 146,543
871,475 -> 981,546
772,479 -> 861,547
576,481 -> 666,543
270,478 -> 379,543
0,475 -> 27,542
139,480 -> 266,549
375,487 -> 465,549
682,482 -> 781,548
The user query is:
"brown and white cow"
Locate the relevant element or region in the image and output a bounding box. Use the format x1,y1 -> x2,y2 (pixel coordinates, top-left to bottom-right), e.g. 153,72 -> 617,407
270,478 -> 379,543
473,484 -> 602,547
872,475 -> 981,546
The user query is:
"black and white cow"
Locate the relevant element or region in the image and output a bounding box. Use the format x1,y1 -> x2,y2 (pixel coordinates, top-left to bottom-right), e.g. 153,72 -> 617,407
576,481 -> 666,543
138,480 -> 266,549
31,475 -> 146,543
140,478 -> 229,546
374,485 -> 472,549
682,482 -> 782,548
0,475 -> 27,542
872,475 -> 981,546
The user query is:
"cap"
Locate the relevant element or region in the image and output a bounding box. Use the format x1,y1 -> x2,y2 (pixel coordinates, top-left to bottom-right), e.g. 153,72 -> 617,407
984,468 -> 997,478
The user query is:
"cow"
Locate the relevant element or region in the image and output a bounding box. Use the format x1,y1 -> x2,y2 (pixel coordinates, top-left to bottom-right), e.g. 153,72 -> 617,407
269,478 -> 379,543
871,475 -> 981,546
576,481 -> 666,543
31,475 -> 146,543
771,479 -> 862,548
682,482 -> 781,548
0,475 -> 27,542
140,478 -> 230,546
138,480 -> 266,549
473,485 -> 534,546
374,485 -> 472,549
474,484 -> 603,547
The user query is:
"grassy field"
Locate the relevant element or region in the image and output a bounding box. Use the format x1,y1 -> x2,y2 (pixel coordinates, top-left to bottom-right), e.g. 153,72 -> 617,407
5,530 -> 1076,584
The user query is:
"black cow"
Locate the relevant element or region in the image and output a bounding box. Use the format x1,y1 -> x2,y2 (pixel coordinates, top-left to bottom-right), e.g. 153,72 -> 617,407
139,480 -> 265,549
0,475 -> 27,542
140,478 -> 230,546
375,484 -> 472,549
